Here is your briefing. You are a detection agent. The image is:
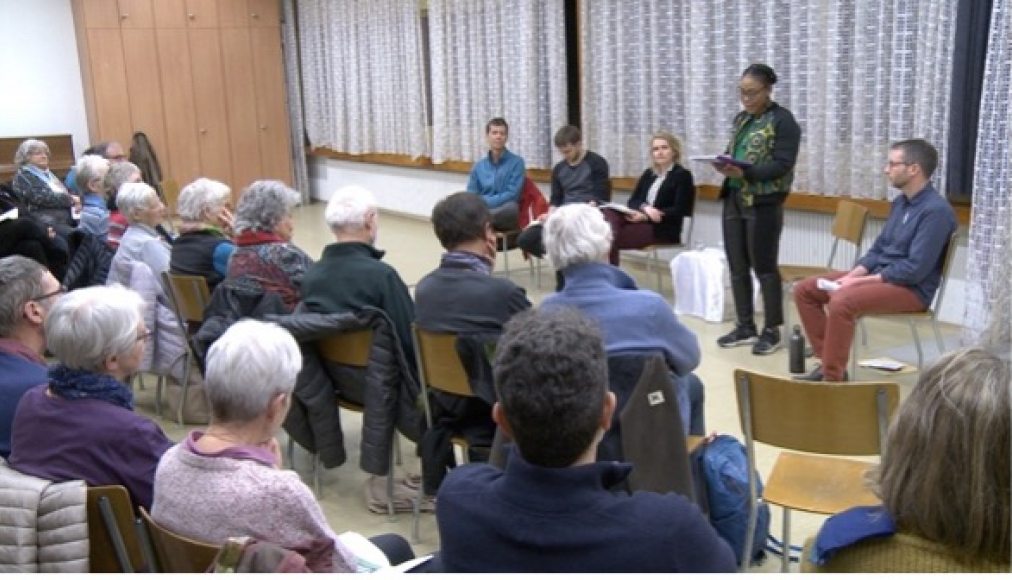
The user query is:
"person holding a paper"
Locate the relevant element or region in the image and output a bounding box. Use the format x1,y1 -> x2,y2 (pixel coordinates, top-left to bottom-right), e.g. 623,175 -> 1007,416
793,139 -> 957,382
601,131 -> 695,266
712,63 -> 802,356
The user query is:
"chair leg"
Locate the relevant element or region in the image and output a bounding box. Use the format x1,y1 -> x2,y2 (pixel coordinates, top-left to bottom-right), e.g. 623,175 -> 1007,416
653,248 -> 662,292
781,507 -> 791,572
741,498 -> 759,572
502,237 -> 511,276
177,353 -> 191,426
909,320 -> 924,369
394,435 -> 402,467
155,375 -> 165,417
386,447 -> 397,522
313,453 -> 321,498
931,320 -> 945,357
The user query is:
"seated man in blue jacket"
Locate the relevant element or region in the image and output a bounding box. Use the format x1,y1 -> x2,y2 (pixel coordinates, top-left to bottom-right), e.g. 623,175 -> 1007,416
466,117 -> 526,231
435,307 -> 735,573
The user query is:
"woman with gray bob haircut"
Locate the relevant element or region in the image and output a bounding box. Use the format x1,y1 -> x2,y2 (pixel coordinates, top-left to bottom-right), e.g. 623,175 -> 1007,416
543,203 -> 613,271
152,319 -> 415,571
225,180 -> 312,311
7,285 -> 172,510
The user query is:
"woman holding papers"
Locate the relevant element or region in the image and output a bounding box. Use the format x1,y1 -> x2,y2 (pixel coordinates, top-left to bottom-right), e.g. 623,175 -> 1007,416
601,131 -> 695,266
711,63 -> 801,356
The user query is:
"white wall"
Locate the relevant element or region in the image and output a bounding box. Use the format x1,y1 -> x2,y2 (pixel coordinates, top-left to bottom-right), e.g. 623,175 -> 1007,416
0,0 -> 90,154
309,155 -> 967,325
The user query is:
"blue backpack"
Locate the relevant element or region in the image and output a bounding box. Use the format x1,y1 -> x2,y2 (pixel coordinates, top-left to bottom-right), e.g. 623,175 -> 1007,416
697,434 -> 770,566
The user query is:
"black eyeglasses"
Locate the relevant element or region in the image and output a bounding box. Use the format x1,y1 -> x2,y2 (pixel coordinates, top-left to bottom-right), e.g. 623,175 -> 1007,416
30,285 -> 67,302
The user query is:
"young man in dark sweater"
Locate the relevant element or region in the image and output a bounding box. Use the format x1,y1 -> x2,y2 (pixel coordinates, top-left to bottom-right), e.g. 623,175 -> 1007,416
516,125 -> 610,258
435,307 -> 736,573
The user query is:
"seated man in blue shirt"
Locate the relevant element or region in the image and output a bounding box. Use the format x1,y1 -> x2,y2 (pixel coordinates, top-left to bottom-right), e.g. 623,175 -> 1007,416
0,256 -> 62,459
466,117 -> 525,231
794,139 -> 958,381
435,307 -> 735,573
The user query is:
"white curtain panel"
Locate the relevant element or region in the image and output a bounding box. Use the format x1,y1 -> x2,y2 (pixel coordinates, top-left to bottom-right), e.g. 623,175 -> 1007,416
281,0 -> 310,202
964,0 -> 1011,343
297,0 -> 429,157
581,1 -> 957,198
428,0 -> 567,168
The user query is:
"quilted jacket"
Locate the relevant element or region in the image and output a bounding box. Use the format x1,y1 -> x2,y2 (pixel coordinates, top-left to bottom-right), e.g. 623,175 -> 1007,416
63,230 -> 113,290
0,459 -> 89,572
269,307 -> 424,474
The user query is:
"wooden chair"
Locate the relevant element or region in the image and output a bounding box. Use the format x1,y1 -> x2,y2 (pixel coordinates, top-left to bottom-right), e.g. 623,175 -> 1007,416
86,485 -> 151,572
734,369 -> 899,572
138,506 -> 220,573
412,324 -> 484,541
781,199 -> 869,331
621,188 -> 698,293
160,272 -> 212,424
852,232 -> 960,377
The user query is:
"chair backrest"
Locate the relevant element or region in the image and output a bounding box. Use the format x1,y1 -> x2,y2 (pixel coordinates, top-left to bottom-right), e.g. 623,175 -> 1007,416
734,368 -> 899,456
317,328 -> 373,368
86,485 -> 147,573
828,200 -> 870,266
413,325 -> 474,399
161,272 -> 211,325
138,507 -> 220,573
929,232 -> 961,313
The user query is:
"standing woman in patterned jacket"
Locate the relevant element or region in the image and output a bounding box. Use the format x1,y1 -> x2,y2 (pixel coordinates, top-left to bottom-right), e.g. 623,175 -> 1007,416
713,63 -> 801,357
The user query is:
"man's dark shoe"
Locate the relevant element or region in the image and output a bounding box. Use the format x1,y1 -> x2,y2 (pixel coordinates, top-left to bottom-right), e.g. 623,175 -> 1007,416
751,327 -> 781,355
717,324 -> 758,348
794,365 -> 848,382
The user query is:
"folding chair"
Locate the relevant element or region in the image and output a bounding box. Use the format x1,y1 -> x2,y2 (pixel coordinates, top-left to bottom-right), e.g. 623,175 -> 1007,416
86,485 -> 152,572
139,507 -> 220,573
621,187 -> 698,292
852,232 -> 960,377
160,271 -> 212,424
734,368 -> 899,572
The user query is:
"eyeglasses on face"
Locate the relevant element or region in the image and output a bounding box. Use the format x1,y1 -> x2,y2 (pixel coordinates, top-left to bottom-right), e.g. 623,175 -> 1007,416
30,285 -> 67,302
738,87 -> 765,99
885,160 -> 911,168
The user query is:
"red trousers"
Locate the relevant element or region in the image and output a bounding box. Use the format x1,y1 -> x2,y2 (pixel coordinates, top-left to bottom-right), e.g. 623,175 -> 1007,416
602,208 -> 662,266
794,271 -> 925,380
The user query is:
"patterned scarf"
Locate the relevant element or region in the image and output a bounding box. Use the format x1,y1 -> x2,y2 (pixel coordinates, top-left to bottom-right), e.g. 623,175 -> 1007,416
48,364 -> 134,411
441,250 -> 492,275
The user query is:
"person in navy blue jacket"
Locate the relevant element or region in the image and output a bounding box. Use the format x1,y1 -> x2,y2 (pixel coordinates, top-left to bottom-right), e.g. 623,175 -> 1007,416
435,307 -> 735,573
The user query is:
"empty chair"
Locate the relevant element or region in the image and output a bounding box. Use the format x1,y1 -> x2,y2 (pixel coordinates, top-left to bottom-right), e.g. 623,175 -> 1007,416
160,272 -> 212,424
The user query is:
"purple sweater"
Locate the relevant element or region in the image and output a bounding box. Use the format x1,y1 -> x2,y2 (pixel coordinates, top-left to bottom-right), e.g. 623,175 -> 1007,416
8,385 -> 172,509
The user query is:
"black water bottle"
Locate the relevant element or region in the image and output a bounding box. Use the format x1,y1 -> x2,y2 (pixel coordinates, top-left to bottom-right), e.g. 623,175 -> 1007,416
789,325 -> 806,374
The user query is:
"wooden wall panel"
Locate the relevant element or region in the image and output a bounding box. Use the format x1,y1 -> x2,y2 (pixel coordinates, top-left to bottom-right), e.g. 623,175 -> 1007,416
117,0 -> 154,28
82,0 -> 120,28
250,26 -> 292,184
217,0 -> 249,28
188,29 -> 234,187
87,28 -> 133,146
156,29 -> 201,185
247,0 -> 280,27
220,27 -> 263,194
121,29 -> 168,171
185,0 -> 219,28
153,0 -> 187,28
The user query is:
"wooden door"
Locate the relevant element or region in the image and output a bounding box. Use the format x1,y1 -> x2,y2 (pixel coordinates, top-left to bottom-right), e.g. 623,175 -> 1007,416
188,29 -> 234,187
156,29 -> 201,186
250,26 -> 293,184
121,29 -> 168,177
81,0 -> 120,28
116,0 -> 154,28
247,0 -> 281,27
152,0 -> 187,28
86,28 -> 134,147
220,27 -> 262,194
217,0 -> 249,27
185,0 -> 219,28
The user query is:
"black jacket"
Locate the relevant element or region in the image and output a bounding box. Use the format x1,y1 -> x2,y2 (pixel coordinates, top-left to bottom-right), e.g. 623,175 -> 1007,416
626,165 -> 696,244
269,308 -> 424,474
63,230 -> 112,290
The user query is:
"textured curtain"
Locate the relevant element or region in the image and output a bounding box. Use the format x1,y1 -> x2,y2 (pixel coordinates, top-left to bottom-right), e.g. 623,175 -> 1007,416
964,0 -> 1011,343
428,0 -> 567,168
581,1 -> 957,198
297,0 -> 429,157
281,0 -> 310,202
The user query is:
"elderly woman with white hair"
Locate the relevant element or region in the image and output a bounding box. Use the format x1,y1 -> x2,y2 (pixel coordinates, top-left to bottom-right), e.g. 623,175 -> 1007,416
152,319 -> 415,571
8,285 -> 173,509
226,180 -> 312,311
169,178 -> 236,290
539,203 -> 707,435
74,154 -> 112,240
102,160 -> 144,248
11,138 -> 79,236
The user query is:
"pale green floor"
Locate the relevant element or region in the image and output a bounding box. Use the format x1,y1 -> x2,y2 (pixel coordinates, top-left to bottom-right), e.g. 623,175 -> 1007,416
138,201 -> 956,572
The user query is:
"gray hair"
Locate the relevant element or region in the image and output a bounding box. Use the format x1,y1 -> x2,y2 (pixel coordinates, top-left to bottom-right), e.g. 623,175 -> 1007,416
74,154 -> 111,194
234,180 -> 301,234
45,285 -> 144,373
543,203 -> 613,270
116,182 -> 159,223
0,256 -> 48,337
103,161 -> 141,197
204,319 -> 302,423
13,139 -> 49,166
324,185 -> 377,232
177,178 -> 231,222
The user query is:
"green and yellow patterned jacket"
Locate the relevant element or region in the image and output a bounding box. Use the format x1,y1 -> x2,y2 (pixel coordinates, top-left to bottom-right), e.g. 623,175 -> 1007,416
721,102 -> 802,206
